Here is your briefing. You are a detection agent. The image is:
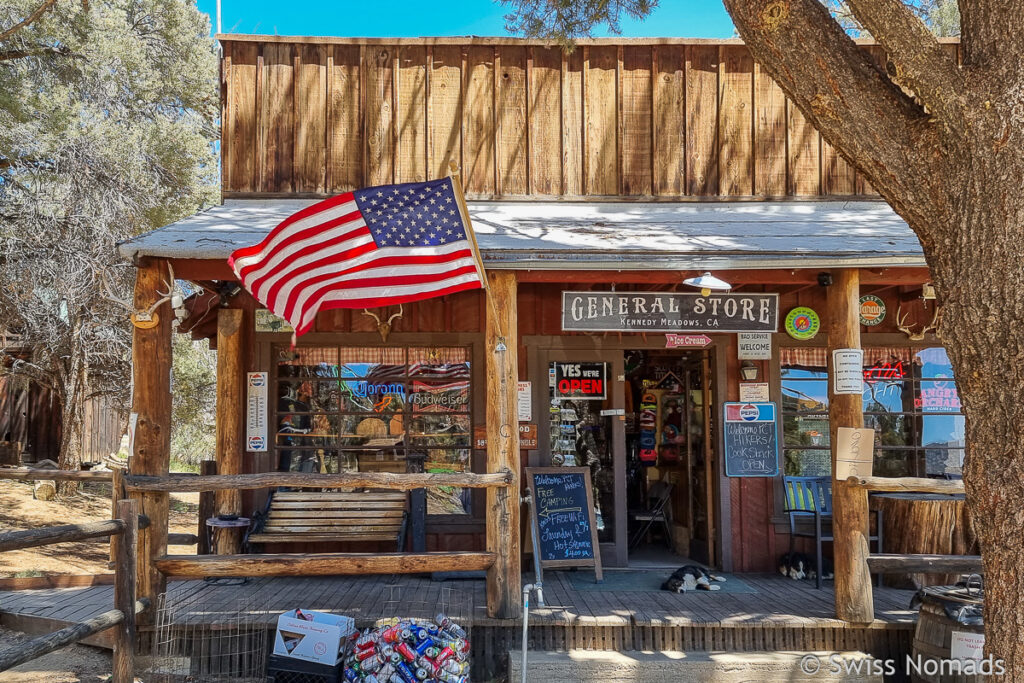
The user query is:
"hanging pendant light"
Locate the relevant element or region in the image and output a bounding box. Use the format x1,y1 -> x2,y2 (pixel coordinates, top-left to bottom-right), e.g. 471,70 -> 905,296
682,272 -> 732,297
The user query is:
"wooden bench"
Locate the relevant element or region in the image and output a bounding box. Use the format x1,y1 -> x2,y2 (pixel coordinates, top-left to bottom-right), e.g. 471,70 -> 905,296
248,490 -> 409,550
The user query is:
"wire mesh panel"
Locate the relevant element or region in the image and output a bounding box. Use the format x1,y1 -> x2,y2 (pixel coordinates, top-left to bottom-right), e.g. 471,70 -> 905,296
140,581 -> 271,682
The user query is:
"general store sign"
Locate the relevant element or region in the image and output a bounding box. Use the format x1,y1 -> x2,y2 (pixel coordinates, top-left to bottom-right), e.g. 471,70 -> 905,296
562,292 -> 778,333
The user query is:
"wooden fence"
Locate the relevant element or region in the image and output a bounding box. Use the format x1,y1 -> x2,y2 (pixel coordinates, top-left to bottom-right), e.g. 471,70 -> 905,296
847,476 -> 981,607
0,500 -> 148,682
121,470 -> 508,581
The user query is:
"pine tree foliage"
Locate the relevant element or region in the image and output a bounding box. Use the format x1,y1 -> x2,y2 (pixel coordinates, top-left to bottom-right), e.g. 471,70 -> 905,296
0,0 -> 218,478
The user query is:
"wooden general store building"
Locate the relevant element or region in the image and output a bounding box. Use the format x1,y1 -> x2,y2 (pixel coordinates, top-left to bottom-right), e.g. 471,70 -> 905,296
7,33 -> 970,675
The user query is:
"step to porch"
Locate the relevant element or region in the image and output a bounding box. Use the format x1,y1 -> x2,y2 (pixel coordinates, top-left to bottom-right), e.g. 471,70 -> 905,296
508,650 -> 883,682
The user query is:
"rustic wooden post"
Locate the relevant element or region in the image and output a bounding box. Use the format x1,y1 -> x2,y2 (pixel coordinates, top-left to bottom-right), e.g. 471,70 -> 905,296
130,259 -> 171,618
197,460 -> 217,555
214,309 -> 245,554
109,466 -> 125,564
484,272 -> 522,619
828,268 -> 874,623
112,499 -> 138,683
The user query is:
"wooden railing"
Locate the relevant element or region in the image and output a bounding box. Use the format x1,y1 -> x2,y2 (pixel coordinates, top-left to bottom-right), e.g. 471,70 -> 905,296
124,470 -> 513,492
0,499 -> 148,682
0,468 -> 114,482
123,470 -> 510,583
846,476 -> 982,575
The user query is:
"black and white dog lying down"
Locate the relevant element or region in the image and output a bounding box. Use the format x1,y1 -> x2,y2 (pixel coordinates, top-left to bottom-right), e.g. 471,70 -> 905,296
661,565 -> 727,593
778,552 -> 834,581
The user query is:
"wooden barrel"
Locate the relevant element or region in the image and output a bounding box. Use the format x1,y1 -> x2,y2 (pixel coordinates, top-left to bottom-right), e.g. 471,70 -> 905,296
911,586 -> 985,683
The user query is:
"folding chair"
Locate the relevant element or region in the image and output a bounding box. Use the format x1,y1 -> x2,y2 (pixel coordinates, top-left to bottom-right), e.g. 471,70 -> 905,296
628,480 -> 674,552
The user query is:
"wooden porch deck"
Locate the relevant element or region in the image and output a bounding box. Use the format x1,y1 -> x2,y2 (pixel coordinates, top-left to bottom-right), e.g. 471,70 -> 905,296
0,571 -> 918,678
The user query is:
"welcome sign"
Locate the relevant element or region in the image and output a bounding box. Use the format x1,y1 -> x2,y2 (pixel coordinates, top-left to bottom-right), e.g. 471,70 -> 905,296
562,291 -> 779,333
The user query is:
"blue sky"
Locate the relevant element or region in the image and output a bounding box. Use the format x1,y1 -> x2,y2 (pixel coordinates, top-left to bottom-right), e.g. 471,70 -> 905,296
196,0 -> 735,39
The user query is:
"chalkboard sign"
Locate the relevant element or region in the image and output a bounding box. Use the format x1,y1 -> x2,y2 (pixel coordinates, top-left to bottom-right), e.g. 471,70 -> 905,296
525,467 -> 603,581
723,402 -> 780,477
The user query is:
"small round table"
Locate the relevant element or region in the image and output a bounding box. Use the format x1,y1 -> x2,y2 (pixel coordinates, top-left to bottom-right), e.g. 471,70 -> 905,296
204,516 -> 251,585
205,516 -> 250,553
870,493 -> 977,588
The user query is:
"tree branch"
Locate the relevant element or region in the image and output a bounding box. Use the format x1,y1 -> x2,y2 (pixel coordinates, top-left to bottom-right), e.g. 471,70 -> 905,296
0,0 -> 58,42
0,0 -> 89,43
0,45 -> 77,62
845,0 -> 966,127
722,0 -> 949,240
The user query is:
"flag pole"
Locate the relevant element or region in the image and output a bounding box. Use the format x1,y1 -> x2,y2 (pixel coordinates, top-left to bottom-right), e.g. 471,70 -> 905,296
448,161 -> 506,346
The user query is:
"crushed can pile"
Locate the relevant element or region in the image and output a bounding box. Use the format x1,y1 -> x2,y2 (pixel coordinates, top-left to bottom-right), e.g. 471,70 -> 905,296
343,612 -> 470,683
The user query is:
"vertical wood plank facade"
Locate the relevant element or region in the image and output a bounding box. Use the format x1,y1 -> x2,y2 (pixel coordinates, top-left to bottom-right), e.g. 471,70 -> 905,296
585,46 -> 618,195
464,47 -> 495,195
718,46 -> 753,196
328,46 -> 362,192
529,47 -> 562,195
685,46 -> 719,196
653,46 -> 685,196
497,47 -> 528,196
220,36 -> 909,199
753,62 -> 786,196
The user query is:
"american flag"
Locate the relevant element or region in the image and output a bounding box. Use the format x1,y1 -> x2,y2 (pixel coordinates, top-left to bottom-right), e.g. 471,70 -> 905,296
228,177 -> 485,336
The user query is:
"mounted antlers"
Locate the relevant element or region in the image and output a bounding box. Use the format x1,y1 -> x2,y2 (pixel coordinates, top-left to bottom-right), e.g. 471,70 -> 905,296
362,304 -> 403,343
895,304 -> 942,341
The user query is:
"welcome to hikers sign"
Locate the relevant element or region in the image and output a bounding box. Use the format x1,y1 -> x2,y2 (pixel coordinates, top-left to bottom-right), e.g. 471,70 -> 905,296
562,291 -> 779,333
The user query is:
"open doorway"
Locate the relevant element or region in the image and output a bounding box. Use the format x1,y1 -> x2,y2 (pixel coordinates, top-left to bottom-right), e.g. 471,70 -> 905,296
624,349 -> 717,568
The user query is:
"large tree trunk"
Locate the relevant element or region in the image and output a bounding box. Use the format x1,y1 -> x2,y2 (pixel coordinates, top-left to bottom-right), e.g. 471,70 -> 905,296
56,315 -> 87,496
924,154 -> 1024,673
719,0 -> 1024,672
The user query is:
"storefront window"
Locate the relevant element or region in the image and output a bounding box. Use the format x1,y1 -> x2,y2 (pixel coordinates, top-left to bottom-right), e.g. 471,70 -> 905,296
781,347 -> 964,478
274,345 -> 473,514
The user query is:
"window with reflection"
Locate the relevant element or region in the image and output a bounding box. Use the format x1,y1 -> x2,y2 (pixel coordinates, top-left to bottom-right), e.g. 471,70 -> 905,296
781,347 -> 964,478
274,345 -> 473,514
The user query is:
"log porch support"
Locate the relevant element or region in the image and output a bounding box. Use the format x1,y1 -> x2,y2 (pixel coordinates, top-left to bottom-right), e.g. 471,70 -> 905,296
485,271 -> 522,619
130,258 -> 172,620
827,268 -> 874,623
214,308 -> 245,554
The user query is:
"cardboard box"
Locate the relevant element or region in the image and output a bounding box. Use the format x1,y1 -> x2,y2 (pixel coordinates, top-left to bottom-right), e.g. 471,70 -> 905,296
272,610 -> 355,665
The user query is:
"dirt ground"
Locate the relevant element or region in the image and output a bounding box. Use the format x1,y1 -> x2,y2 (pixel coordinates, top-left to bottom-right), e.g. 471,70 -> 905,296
0,479 -> 199,577
0,625 -> 112,682
0,480 -> 203,681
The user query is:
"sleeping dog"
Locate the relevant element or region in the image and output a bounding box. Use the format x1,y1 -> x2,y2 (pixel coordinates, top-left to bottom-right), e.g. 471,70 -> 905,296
661,565 -> 727,593
778,552 -> 834,581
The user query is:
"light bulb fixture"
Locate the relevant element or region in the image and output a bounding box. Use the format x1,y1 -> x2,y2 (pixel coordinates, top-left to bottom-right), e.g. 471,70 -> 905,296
740,361 -> 759,382
682,272 -> 732,297
494,337 -> 507,353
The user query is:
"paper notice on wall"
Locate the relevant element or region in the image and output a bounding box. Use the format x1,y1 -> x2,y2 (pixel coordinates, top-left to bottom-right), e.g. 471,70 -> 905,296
739,382 -> 770,402
835,427 -> 874,480
518,381 -> 532,422
833,348 -> 864,394
950,630 -> 985,661
246,372 -> 268,452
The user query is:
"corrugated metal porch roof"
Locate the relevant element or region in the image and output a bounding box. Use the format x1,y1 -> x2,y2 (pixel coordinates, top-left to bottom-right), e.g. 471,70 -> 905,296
117,199 -> 925,271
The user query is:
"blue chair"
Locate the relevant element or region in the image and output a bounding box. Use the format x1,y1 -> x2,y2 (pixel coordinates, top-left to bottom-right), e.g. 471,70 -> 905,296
783,476 -> 883,589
